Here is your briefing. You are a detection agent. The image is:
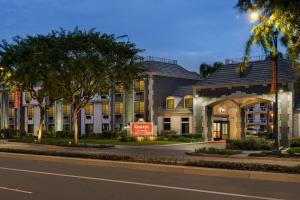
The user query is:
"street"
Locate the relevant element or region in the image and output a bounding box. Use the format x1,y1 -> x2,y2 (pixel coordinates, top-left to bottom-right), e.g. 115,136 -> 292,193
0,155 -> 299,200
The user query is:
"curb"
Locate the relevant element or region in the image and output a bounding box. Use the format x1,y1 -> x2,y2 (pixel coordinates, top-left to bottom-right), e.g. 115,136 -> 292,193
0,152 -> 299,183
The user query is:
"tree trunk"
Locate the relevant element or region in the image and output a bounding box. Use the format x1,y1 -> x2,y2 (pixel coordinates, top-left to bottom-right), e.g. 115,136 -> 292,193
72,109 -> 80,144
37,107 -> 46,143
270,56 -> 277,94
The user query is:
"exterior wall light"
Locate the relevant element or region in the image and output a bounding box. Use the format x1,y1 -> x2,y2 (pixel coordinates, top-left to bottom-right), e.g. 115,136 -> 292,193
220,107 -> 225,113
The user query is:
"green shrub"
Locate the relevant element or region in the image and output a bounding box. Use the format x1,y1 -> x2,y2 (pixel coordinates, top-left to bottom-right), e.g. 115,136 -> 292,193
0,128 -> 26,139
119,136 -> 135,142
290,137 -> 300,147
101,131 -> 122,139
226,137 -> 274,150
159,130 -> 177,136
194,147 -> 241,155
185,160 -> 300,174
157,134 -> 202,143
287,147 -> 300,155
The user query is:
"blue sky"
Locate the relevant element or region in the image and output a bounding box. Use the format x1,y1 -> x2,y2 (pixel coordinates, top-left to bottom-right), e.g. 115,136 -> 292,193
0,0 -> 266,72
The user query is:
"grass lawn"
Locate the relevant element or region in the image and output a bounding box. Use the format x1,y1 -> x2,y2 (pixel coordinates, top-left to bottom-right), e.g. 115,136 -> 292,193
11,137 -> 183,146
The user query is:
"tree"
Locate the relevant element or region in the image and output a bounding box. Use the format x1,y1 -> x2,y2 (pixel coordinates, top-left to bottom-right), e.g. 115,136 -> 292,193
236,0 -> 300,148
199,62 -> 222,77
236,0 -> 300,62
0,35 -> 63,142
49,28 -> 143,144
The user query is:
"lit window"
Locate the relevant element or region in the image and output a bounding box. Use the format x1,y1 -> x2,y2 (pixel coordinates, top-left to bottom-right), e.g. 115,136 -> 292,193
166,99 -> 175,109
85,104 -> 94,116
25,92 -> 32,102
9,93 -> 15,102
63,104 -> 71,116
8,108 -> 15,117
134,101 -> 144,113
48,106 -> 56,117
184,98 -> 193,108
27,106 -> 34,118
102,102 -> 109,114
115,84 -> 124,93
114,103 -> 123,114
134,80 -> 145,91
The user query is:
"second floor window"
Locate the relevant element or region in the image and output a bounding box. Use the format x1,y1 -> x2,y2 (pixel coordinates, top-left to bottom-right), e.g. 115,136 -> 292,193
166,99 -> 175,109
48,106 -> 55,117
184,98 -> 193,108
114,102 -> 123,114
115,84 -> 124,93
63,105 -> 71,116
102,102 -> 109,114
134,80 -> 145,92
134,101 -> 144,113
85,104 -> 93,116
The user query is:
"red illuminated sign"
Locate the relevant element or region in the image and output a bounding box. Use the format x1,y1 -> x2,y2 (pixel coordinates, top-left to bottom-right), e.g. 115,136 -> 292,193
130,122 -> 153,137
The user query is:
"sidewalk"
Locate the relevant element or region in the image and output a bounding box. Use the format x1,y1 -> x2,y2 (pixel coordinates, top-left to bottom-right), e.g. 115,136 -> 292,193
0,141 -> 299,167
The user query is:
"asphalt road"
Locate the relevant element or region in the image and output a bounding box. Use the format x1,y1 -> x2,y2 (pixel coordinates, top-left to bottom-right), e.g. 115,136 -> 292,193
0,156 -> 299,200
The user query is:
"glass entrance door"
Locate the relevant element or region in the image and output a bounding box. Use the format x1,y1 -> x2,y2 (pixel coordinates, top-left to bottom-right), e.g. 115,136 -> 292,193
213,121 -> 229,140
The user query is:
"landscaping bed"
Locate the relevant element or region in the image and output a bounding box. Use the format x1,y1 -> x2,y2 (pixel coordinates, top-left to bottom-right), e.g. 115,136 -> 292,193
0,147 -> 300,174
186,147 -> 242,157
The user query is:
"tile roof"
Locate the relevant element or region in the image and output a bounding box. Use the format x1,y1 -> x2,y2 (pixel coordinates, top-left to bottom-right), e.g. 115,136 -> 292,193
171,85 -> 193,97
197,58 -> 297,87
143,61 -> 201,80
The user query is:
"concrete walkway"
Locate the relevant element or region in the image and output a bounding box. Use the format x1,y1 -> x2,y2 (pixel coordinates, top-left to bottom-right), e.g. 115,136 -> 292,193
0,141 -> 299,167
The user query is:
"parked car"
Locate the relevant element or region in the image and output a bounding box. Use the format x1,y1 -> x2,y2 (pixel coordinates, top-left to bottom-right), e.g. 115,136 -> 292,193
246,128 -> 258,135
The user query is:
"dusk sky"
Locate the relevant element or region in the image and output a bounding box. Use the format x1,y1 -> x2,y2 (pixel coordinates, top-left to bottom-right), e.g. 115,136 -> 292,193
0,0 -> 267,72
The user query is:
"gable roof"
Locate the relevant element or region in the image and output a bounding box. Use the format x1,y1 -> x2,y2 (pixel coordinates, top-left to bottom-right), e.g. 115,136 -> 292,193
143,61 -> 201,80
197,58 -> 297,87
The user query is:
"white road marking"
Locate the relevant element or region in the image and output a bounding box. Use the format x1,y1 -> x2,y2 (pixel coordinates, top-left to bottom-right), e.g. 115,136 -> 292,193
0,186 -> 32,194
0,166 -> 284,200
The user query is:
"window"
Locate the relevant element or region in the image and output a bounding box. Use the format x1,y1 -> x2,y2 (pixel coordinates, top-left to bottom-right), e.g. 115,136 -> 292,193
102,102 -> 109,114
85,124 -> 93,134
114,103 -> 123,114
134,101 -> 144,113
63,124 -> 70,132
181,118 -> 189,134
166,99 -> 175,109
163,118 -> 171,130
85,104 -> 93,116
63,104 -> 71,116
8,108 -> 15,118
184,98 -> 193,108
9,93 -> 14,102
115,84 -> 124,93
134,80 -> 145,92
27,124 -> 34,133
25,92 -> 32,102
102,123 -> 109,132
48,106 -> 55,117
27,106 -> 34,119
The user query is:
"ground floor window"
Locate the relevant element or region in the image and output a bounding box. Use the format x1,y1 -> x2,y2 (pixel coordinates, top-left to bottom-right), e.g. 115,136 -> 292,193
27,124 -> 34,134
85,124 -> 93,134
102,123 -> 109,132
63,124 -> 70,132
163,118 -> 171,130
181,117 -> 189,134
48,124 -> 55,133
